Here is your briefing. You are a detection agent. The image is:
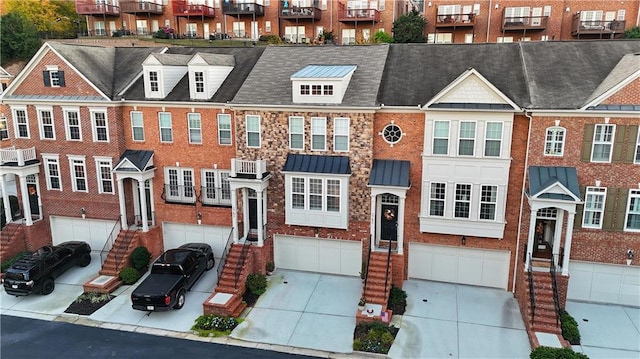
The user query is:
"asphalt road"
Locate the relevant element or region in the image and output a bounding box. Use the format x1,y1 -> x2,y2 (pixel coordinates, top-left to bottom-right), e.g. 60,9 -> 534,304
0,315 -> 317,359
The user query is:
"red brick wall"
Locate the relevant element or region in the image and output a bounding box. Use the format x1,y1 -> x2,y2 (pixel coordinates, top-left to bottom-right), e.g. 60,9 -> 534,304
603,77 -> 640,105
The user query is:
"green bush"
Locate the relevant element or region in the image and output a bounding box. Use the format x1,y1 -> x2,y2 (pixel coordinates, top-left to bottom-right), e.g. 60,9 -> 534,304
258,34 -> 281,44
131,246 -> 151,271
265,261 -> 275,272
75,292 -> 112,304
387,285 -> 407,315
373,30 -> 394,43
119,267 -> 140,285
560,310 -> 581,345
246,273 -> 267,296
530,346 -> 589,359
353,321 -> 399,354
1,252 -> 30,272
192,314 -> 242,337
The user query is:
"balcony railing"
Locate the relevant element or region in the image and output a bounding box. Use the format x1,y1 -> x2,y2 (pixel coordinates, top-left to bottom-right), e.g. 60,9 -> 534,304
338,8 -> 380,22
231,159 -> 267,180
572,14 -> 626,36
163,184 -> 196,204
75,1 -> 120,16
172,0 -> 215,17
0,147 -> 37,166
435,13 -> 476,27
280,0 -> 321,20
201,186 -> 232,206
222,2 -> 264,16
120,1 -> 164,14
502,15 -> 548,31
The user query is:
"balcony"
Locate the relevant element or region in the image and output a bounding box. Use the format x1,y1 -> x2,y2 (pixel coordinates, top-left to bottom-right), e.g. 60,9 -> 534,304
120,1 -> 164,15
338,8 -> 380,22
201,186 -> 232,206
280,1 -> 321,21
0,147 -> 38,167
572,14 -> 626,37
435,13 -> 475,27
502,13 -> 548,31
222,1 -> 264,16
230,159 -> 268,180
163,184 -> 196,204
172,0 -> 215,17
75,1 -> 120,16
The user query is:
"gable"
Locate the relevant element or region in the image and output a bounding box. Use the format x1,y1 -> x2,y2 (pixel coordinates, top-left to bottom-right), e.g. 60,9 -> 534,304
601,77 -> 640,106
439,75 -> 506,104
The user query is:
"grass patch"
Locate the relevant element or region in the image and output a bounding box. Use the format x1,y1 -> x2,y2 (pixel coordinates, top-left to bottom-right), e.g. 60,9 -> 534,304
191,314 -> 243,337
353,321 -> 399,354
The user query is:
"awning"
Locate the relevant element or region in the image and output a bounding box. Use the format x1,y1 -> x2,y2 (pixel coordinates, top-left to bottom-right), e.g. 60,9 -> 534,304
368,159 -> 410,188
282,154 -> 350,174
528,166 -> 580,201
114,150 -> 154,173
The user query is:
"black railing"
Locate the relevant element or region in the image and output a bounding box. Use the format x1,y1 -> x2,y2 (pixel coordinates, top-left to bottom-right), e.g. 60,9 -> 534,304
234,241 -> 251,289
100,216 -> 122,266
383,238 -> 393,300
550,254 -> 561,327
200,186 -> 231,206
528,253 -> 536,323
162,184 -> 196,204
362,236 -> 372,296
217,227 -> 234,283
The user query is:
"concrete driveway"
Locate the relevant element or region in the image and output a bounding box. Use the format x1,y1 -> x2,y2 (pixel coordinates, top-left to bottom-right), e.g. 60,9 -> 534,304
230,269 -> 361,353
566,300 -> 640,359
388,279 -> 531,359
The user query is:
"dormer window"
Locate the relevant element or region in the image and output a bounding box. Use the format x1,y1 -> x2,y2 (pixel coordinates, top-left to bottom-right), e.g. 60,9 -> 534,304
300,85 -> 310,95
195,72 -> 204,93
324,85 -> 333,95
291,65 -> 357,104
43,65 -> 65,87
149,71 -> 159,92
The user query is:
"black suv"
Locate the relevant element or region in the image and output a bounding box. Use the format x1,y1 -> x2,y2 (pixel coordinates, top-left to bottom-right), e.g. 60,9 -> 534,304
3,241 -> 92,296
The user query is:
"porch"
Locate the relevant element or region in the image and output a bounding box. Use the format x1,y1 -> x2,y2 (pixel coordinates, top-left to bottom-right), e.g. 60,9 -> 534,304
172,0 -> 215,17
221,1 -> 265,16
119,0 -> 164,14
75,0 -> 120,16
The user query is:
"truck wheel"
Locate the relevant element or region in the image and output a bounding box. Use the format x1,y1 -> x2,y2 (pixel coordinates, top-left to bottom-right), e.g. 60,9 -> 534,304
205,255 -> 215,271
78,253 -> 92,267
173,290 -> 186,309
41,278 -> 55,295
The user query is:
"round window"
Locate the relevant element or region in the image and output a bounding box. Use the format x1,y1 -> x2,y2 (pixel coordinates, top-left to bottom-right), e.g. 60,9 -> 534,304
382,124 -> 402,144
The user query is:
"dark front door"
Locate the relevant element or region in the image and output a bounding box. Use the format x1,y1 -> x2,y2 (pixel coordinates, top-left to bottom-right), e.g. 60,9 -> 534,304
380,204 -> 398,241
249,198 -> 258,230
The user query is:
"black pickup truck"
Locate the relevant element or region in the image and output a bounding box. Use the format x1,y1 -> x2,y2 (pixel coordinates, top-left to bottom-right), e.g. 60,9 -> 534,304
3,241 -> 92,296
131,243 -> 214,311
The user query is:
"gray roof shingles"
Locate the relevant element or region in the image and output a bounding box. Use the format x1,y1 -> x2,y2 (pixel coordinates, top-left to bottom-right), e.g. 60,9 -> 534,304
369,160 -> 410,187
528,166 -> 580,200
282,154 -> 351,175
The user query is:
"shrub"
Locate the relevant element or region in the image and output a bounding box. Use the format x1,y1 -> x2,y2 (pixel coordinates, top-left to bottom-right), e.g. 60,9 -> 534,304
387,285 -> 407,315
353,321 -> 399,354
192,314 -> 242,336
75,292 -> 112,304
131,246 -> 151,271
246,273 -> 267,296
373,30 -> 394,43
258,34 -> 281,44
119,267 -> 140,285
560,310 -> 581,345
530,346 -> 589,359
265,261 -> 275,272
1,252 -> 30,272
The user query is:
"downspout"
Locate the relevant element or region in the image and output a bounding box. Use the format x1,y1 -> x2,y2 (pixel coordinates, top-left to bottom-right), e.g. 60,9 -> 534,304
511,110 -> 532,293
486,0 -> 492,42
636,1 -> 640,26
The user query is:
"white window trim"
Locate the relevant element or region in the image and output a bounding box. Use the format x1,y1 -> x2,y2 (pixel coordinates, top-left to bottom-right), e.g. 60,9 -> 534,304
11,106 -> 29,139
544,126 -> 565,156
159,112 -> 173,143
428,182 -> 446,217
90,108 -> 109,142
130,111 -> 145,142
458,121 -> 476,156
68,155 -> 88,193
0,115 -> 8,140
334,117 -> 350,152
591,123 -> 615,163
246,115 -> 261,148
311,117 -> 327,151
94,156 -> 114,194
36,106 -> 55,140
42,154 -> 62,191
201,169 -> 231,206
187,112 -> 202,144
63,106 -> 82,141
479,184 -> 498,221
484,121 -> 503,157
285,173 -> 349,229
194,71 -> 205,93
582,186 -> 606,229
454,183 -> 472,219
289,116 -> 305,150
634,129 -> 640,164
217,113 -> 232,146
164,167 -> 196,203
432,120 -> 450,155
625,189 -> 640,232
148,70 -> 160,93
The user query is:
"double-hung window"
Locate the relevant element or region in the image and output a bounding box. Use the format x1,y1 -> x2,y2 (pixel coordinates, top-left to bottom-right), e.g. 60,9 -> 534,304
194,71 -> 204,93
544,126 -> 565,156
188,113 -> 202,144
582,187 -> 606,228
64,107 -> 82,141
95,157 -> 114,194
165,167 -> 195,203
159,112 -> 173,143
429,182 -> 446,217
131,111 -> 145,141
458,121 -> 476,156
289,116 -> 304,150
333,117 -> 349,152
12,107 -> 29,139
311,117 -> 326,151
91,109 -> 109,142
454,184 -> 471,218
285,173 -> 348,229
479,185 -> 497,220
43,155 -> 61,190
69,156 -> 88,192
246,115 -> 261,147
0,115 -> 8,140
37,107 -> 55,140
591,124 -> 615,162
625,189 -> 640,231
217,114 -> 232,145
292,178 -> 305,209
201,169 -> 231,206
484,122 -> 503,157
635,130 -> 640,164
149,71 -> 159,92
432,120 -> 449,155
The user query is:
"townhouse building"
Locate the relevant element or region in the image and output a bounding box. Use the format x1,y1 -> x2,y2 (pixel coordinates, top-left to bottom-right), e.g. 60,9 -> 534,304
1,39 -> 638,337
73,1 -> 640,45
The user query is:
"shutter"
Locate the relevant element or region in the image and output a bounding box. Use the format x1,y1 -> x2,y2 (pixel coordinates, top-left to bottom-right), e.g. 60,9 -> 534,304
614,189 -> 629,230
58,71 -> 65,87
43,71 -> 51,87
602,187 -> 618,230
581,124 -> 594,162
624,125 -> 639,163
574,186 -> 585,228
612,125 -> 626,163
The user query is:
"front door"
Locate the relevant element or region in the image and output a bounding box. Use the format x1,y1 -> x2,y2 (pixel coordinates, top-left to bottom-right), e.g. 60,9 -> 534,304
380,204 -> 398,241
248,189 -> 258,230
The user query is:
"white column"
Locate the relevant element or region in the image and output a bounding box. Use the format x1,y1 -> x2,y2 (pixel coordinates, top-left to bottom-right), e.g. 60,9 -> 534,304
370,193 -> 376,251
18,175 -> 32,226
231,188 -> 238,244
242,188 -> 249,238
257,190 -> 264,247
552,210 -> 564,268
35,181 -> 43,218
138,180 -> 148,232
562,211 -> 576,276
148,180 -> 155,227
132,180 -> 140,221
1,175 -> 11,223
525,208 -> 537,269
397,195 -> 406,255
117,178 -> 127,229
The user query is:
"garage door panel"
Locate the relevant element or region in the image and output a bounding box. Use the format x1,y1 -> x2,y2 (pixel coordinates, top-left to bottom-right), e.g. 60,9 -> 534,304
274,235 -> 361,276
318,246 -> 341,275
482,256 -> 510,288
274,238 -> 298,270
568,261 -> 640,306
591,272 -> 623,303
458,255 -> 483,286
340,243 -> 363,276
51,216 -> 118,251
163,223 -> 231,259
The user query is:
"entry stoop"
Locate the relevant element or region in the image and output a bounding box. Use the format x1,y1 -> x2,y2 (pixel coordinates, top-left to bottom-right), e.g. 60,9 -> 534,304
358,251 -> 393,323
83,230 -> 140,294
82,274 -> 122,294
203,243 -> 252,317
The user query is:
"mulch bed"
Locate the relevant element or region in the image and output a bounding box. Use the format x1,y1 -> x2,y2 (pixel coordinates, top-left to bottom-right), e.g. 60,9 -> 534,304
242,291 -> 260,307
64,294 -> 114,315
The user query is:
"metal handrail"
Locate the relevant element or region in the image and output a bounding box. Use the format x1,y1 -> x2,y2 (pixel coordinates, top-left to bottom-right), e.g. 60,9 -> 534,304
528,253 -> 536,323
550,254 -> 561,327
100,217 -> 122,266
114,229 -> 136,273
234,240 -> 251,289
217,227 -> 234,284
362,236 -> 372,297
383,238 -> 393,301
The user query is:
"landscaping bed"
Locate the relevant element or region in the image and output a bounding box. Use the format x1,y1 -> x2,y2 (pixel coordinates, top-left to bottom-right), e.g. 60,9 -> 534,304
64,292 -> 114,315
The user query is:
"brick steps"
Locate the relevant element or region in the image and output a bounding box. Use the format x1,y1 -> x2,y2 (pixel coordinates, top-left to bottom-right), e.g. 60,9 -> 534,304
523,271 -> 562,335
0,223 -> 25,260
83,230 -> 140,293
362,252 -> 393,310
203,243 -> 252,317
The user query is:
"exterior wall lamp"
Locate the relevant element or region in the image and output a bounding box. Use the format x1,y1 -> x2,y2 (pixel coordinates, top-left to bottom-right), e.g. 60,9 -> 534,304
627,249 -> 634,266
80,207 -> 86,219
197,212 -> 202,225
461,236 -> 466,245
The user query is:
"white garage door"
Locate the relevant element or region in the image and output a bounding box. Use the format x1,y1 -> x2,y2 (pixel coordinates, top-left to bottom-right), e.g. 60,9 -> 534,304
568,261 -> 640,307
162,222 -> 231,260
408,243 -> 510,289
50,216 -> 119,251
274,235 -> 361,276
